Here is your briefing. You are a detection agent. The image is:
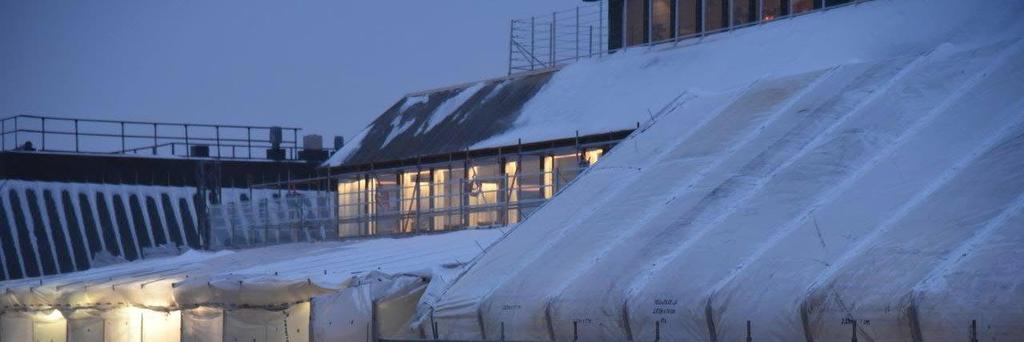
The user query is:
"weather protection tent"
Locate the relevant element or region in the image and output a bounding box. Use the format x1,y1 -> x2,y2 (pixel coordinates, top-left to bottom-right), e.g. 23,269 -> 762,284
423,0 -> 1024,341
0,229 -> 500,341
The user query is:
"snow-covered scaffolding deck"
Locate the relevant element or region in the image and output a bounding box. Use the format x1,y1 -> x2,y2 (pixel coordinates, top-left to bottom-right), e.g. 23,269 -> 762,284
423,0 -> 1024,341
0,229 -> 502,341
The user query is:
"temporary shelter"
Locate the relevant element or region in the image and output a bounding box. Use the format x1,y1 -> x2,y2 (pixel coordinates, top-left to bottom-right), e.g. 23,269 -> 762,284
424,0 -> 1024,340
0,229 -> 501,341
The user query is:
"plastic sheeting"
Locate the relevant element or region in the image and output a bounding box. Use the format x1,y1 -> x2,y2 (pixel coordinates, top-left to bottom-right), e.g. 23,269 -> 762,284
0,228 -> 499,341
182,307 -> 223,342
427,20 -> 1024,342
223,303 -> 309,342
311,272 -> 429,341
67,309 -> 104,342
0,310 -> 65,342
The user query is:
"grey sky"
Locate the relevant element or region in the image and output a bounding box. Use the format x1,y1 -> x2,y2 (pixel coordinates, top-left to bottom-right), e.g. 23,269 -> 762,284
0,0 -> 580,144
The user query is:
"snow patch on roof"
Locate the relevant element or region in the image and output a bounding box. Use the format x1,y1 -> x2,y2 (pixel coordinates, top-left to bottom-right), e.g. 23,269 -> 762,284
400,94 -> 431,112
324,125 -> 370,166
418,82 -> 486,135
383,115 -> 416,147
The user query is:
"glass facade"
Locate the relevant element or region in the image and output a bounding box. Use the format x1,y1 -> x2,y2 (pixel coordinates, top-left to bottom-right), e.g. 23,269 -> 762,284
620,0 -> 855,48
651,0 -> 675,42
334,147 -> 605,237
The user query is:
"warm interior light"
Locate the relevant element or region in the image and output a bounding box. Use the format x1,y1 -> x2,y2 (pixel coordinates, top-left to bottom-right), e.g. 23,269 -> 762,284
33,310 -> 67,342
142,309 -> 182,342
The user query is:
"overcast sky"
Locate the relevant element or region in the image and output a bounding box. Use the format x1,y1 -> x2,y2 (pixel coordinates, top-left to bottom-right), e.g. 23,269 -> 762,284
0,0 -> 581,145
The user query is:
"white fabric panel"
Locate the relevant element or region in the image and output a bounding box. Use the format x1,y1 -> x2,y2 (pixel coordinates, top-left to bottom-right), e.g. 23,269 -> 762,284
428,13 -> 1024,341
708,41 -> 1024,342
481,69 -> 828,341
0,310 -> 66,342
32,311 -> 66,342
376,285 -> 427,339
1,312 -> 33,342
142,310 -> 181,342
545,58 -> 905,341
311,273 -> 428,341
803,107 -> 1024,339
431,87 -> 742,340
67,309 -> 104,342
914,208 -> 1024,341
223,303 -> 308,342
182,307 -> 223,342
103,308 -> 142,342
311,287 -> 373,342
628,41 -> 1017,341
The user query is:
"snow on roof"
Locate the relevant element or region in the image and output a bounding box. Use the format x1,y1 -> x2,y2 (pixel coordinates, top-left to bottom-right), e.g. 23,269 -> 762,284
426,0 -> 1024,341
0,229 -> 501,310
324,72 -> 556,167
327,0 -> 1022,169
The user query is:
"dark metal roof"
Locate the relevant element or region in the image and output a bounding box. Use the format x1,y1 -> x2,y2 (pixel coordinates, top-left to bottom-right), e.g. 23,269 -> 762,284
332,71 -> 556,166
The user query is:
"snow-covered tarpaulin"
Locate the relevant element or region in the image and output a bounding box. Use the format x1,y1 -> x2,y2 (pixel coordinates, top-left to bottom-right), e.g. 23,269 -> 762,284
426,0 -> 1024,341
0,229 -> 501,341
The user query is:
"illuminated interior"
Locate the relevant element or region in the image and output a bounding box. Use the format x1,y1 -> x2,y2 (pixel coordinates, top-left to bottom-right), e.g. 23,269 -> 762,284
620,0 -> 853,48
334,147 -> 606,236
651,0 -> 674,41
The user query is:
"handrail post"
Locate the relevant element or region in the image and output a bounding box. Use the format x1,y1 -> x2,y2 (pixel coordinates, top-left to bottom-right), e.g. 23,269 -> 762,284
247,127 -> 252,159
599,0 -> 604,53
152,123 -> 158,155
293,129 -> 298,160
575,6 -> 581,61
1,118 -> 5,150
215,125 -> 221,158
531,16 -> 536,70
40,117 -> 46,151
74,119 -> 79,153
550,12 -> 557,67
184,124 -> 190,157
13,116 -> 17,147
589,25 -> 594,57
120,121 -> 126,153
508,19 -> 515,75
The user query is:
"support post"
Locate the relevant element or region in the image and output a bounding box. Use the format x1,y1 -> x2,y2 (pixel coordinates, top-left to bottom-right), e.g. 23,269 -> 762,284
551,12 -> 557,67
599,0 -> 604,53
575,6 -> 581,60
184,124 -> 190,157
152,123 -> 158,155
215,125 -> 221,158
508,19 -> 515,75
589,25 -> 594,56
247,127 -> 252,159
531,16 -> 536,70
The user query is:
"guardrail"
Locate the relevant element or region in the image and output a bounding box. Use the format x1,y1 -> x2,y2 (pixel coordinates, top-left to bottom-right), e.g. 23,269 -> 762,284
0,114 -> 313,160
509,0 -> 875,75
508,2 -> 608,74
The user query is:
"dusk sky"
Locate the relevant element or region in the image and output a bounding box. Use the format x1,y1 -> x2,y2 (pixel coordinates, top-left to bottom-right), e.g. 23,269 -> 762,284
0,0 -> 580,144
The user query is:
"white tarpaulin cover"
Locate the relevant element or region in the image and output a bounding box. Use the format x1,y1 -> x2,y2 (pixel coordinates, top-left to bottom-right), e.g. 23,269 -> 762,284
427,0 -> 1024,341
0,229 -> 500,341
311,271 -> 430,341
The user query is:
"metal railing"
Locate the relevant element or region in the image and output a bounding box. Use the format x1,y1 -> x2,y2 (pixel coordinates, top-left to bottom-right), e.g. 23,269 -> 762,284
508,0 -> 875,75
206,165 -> 588,249
509,2 -> 608,74
0,114 -> 309,160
